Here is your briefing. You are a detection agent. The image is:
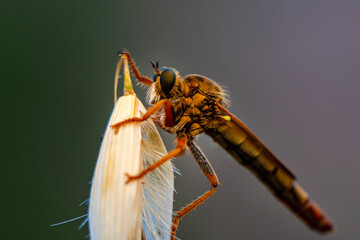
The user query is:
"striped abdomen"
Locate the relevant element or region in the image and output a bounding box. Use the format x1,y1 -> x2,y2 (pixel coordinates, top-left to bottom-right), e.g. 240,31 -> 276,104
206,108 -> 333,233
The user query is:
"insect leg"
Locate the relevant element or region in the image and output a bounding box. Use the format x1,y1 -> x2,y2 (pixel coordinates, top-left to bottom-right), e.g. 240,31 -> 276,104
125,137 -> 187,184
119,51 -> 153,86
111,99 -> 174,133
171,140 -> 219,239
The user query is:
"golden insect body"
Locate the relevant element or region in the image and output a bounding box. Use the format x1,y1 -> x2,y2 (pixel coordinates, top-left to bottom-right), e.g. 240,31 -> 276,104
113,52 -> 334,239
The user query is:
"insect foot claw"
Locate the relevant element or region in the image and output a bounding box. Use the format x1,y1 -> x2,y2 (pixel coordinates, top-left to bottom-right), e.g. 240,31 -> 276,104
110,125 -> 120,134
125,172 -> 143,184
117,51 -> 130,58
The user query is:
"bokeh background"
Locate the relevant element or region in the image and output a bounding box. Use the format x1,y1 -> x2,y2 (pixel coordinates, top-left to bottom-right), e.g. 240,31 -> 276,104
2,0 -> 359,239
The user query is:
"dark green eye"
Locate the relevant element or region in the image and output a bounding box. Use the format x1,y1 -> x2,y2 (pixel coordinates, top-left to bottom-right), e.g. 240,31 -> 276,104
160,68 -> 176,95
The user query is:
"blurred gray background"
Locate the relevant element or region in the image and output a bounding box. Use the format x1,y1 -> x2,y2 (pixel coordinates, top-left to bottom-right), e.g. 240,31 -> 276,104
2,0 -> 359,239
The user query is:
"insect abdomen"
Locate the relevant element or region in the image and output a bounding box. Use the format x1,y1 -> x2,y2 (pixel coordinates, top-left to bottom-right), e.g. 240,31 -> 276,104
206,119 -> 333,233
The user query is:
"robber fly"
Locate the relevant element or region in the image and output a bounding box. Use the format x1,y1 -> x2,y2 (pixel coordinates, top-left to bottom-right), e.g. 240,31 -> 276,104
111,52 -> 333,239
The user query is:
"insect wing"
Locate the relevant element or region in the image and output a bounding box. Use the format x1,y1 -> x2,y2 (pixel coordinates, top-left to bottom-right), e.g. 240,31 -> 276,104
215,104 -> 333,232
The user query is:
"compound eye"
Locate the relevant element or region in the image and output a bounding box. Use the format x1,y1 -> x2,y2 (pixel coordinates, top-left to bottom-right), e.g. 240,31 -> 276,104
160,68 -> 176,95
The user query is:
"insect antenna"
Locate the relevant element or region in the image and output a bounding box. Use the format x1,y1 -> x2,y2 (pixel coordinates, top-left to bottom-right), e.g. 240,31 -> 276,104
150,60 -> 160,76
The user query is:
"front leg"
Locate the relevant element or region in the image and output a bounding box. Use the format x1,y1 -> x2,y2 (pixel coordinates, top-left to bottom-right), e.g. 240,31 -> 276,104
111,99 -> 177,183
111,99 -> 175,134
119,51 -> 154,86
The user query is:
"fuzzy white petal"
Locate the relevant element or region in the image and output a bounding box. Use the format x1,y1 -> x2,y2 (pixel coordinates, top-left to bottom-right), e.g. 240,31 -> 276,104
89,56 -> 175,240
89,94 -> 143,240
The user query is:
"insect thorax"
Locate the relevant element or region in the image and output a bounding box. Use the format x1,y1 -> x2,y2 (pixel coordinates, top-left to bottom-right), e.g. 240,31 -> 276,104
160,74 -> 229,139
